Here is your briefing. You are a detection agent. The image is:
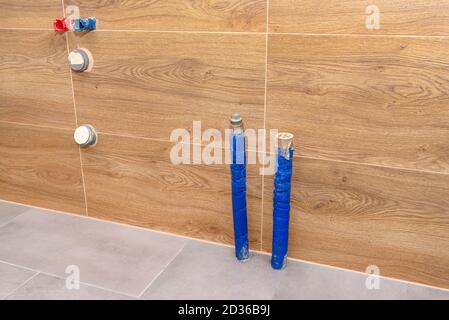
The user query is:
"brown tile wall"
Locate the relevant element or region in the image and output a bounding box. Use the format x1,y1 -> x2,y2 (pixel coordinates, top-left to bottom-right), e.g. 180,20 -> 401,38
2,0 -> 449,289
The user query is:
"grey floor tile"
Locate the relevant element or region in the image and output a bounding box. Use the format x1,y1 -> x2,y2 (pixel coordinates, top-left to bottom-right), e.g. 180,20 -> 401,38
0,201 -> 29,227
141,241 -> 284,300
406,284 -> 449,300
1,203 -> 446,300
0,261 -> 37,299
6,273 -> 133,300
0,208 -> 187,297
273,261 -> 410,300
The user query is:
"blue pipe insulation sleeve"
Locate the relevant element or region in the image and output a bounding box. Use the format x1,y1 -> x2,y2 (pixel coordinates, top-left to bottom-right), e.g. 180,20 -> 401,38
230,133 -> 249,261
271,148 -> 294,270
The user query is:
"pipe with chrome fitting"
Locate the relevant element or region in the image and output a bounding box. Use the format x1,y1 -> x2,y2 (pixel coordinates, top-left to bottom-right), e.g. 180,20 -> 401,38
271,132 -> 294,270
229,113 -> 249,261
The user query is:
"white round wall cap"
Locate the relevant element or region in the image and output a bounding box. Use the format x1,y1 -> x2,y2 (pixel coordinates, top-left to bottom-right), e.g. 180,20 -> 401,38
74,125 -> 96,147
68,48 -> 90,72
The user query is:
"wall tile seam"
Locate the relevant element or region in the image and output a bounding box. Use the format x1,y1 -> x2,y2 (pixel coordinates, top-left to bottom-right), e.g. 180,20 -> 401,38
91,132 -> 449,178
259,0 -> 271,251
0,120 -> 449,176
61,0 -> 89,217
0,120 -> 74,132
2,28 -> 449,39
1,119 -> 448,178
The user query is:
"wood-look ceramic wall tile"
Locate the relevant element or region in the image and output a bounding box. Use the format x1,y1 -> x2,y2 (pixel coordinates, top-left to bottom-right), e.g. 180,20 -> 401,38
262,157 -> 449,289
66,0 -> 266,32
269,0 -> 449,35
69,31 -> 265,141
0,0 -> 62,29
267,34 -> 449,174
0,122 -> 86,215
0,30 -> 75,129
82,134 -> 263,247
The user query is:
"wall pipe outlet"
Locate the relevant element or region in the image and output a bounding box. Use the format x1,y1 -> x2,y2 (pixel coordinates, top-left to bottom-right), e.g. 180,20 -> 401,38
68,48 -> 91,72
53,18 -> 69,32
72,17 -> 96,32
74,125 -> 97,148
271,132 -> 294,270
230,113 -> 249,261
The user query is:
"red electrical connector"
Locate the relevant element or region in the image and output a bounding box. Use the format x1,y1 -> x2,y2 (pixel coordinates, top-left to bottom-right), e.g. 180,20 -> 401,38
53,18 -> 69,33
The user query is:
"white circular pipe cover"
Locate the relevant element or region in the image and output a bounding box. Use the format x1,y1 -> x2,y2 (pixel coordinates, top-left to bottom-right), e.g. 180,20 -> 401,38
74,125 -> 97,147
68,48 -> 90,72
277,132 -> 294,159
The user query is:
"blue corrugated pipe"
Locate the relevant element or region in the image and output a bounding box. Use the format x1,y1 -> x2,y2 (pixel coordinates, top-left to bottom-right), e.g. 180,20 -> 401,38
271,133 -> 294,270
230,113 -> 249,261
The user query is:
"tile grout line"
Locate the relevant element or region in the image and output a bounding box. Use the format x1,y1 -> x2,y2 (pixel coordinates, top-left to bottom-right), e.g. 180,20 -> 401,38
0,258 -> 137,299
37,270 -> 138,299
62,0 -> 89,217
268,32 -> 449,38
2,26 -> 449,39
62,0 -> 77,127
0,210 -> 29,229
0,120 -> 73,132
297,154 -> 449,177
0,27 -> 53,31
95,29 -> 265,35
3,271 -> 40,300
1,198 -> 449,294
137,243 -> 187,298
259,0 -> 271,251
0,258 -> 41,273
0,199 -> 236,251
77,145 -> 89,217
96,129 -> 449,178
4,26 -> 449,39
2,117 -> 449,177
0,199 -> 84,219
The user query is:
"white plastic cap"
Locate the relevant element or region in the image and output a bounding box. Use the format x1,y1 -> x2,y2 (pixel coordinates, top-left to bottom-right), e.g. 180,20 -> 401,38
277,132 -> 294,160
68,48 -> 90,72
278,132 -> 294,150
74,125 -> 96,147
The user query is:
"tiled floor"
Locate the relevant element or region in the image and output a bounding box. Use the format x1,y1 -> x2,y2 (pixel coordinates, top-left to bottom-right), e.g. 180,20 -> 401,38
0,200 -> 448,300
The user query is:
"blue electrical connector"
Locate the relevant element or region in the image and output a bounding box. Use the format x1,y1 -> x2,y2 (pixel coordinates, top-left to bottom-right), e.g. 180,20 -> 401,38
230,113 -> 249,261
271,133 -> 294,270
